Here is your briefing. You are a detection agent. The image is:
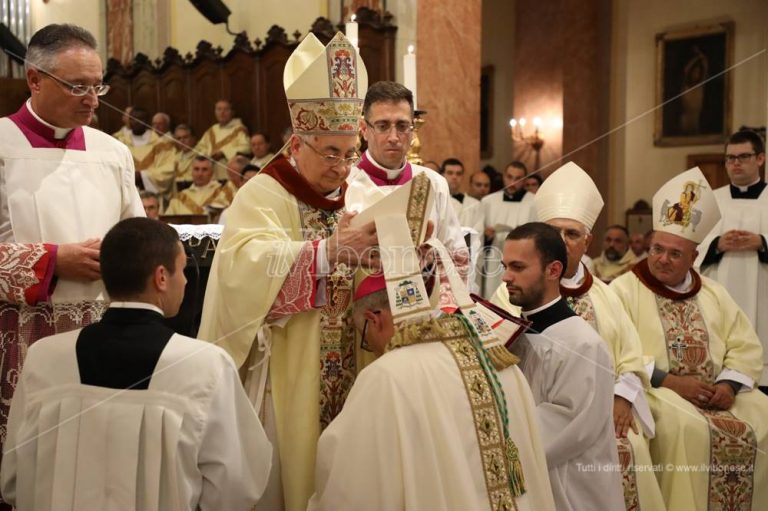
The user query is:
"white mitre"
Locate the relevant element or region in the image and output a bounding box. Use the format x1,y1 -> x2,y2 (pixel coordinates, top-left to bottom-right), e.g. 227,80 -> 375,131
284,32 -> 368,135
652,166 -> 721,245
533,161 -> 604,230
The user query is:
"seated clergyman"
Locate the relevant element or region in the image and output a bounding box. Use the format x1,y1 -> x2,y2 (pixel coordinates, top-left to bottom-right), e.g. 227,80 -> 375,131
307,272 -> 556,511
0,217 -> 272,510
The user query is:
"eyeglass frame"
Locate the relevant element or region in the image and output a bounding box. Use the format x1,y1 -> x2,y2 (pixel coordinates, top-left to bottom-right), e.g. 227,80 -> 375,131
359,310 -> 382,352
38,70 -> 110,97
724,152 -> 757,165
301,138 -> 360,168
552,226 -> 590,243
648,244 -> 685,261
364,119 -> 414,136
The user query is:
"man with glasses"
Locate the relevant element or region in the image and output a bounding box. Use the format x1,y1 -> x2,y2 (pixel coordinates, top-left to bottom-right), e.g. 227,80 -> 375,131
491,162 -> 664,510
612,166 -> 768,511
347,81 -> 469,301
697,130 -> 768,389
0,23 -> 144,510
199,32 -> 378,511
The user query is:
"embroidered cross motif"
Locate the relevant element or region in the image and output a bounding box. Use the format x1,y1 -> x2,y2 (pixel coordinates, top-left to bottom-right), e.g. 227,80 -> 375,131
670,336 -> 689,362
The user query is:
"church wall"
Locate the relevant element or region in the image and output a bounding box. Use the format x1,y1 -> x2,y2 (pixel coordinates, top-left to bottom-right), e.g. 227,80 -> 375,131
29,0 -> 107,61
609,0 -> 768,226
480,0 -> 516,175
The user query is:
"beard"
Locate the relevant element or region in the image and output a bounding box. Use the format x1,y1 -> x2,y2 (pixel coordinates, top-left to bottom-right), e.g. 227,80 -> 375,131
605,247 -> 623,262
507,276 -> 546,311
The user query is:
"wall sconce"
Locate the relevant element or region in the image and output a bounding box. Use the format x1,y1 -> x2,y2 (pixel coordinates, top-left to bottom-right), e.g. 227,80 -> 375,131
509,116 -> 562,170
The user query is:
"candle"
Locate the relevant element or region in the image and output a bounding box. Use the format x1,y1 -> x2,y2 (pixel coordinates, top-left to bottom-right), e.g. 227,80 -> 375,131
403,45 -> 417,110
346,15 -> 358,49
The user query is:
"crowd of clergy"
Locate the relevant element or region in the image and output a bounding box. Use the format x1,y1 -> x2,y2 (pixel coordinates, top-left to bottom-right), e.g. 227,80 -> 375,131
1,21 -> 768,511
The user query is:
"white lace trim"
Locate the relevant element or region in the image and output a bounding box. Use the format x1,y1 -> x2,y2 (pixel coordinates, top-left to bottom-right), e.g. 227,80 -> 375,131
169,224 -> 224,241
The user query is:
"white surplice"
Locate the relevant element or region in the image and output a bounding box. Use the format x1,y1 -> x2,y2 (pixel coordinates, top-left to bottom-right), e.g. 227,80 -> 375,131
308,341 -> 555,511
0,330 -> 272,511
695,184 -> 768,384
480,190 -> 536,297
511,299 -> 625,511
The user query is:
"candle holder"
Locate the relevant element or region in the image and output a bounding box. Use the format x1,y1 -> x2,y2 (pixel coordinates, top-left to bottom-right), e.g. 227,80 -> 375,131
406,110 -> 427,165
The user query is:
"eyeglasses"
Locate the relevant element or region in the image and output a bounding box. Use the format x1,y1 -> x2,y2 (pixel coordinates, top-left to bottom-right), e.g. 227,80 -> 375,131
724,153 -> 756,165
649,245 -> 684,261
360,310 -> 382,352
364,119 -> 414,135
553,227 -> 588,242
39,70 -> 110,97
302,139 -> 360,168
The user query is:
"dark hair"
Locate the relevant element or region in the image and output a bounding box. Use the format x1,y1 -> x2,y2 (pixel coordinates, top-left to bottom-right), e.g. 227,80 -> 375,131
440,158 -> 464,174
605,224 -> 629,237
506,222 -> 567,278
506,161 -> 528,174
727,130 -> 765,155
26,24 -> 97,72
525,173 -> 543,185
139,190 -> 158,200
101,218 -> 181,299
251,131 -> 271,144
241,164 -> 260,176
363,81 -> 414,118
193,155 -> 212,164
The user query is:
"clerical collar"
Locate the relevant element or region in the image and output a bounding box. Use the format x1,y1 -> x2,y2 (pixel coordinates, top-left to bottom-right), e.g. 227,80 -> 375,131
560,262 -> 586,289
261,154 -> 347,211
452,193 -> 465,203
631,258 -> 701,300
131,130 -> 152,147
365,150 -> 407,180
730,179 -> 766,199
502,189 -> 527,202
521,296 -> 576,333
665,271 -> 693,293
109,301 -> 165,316
26,99 -> 73,139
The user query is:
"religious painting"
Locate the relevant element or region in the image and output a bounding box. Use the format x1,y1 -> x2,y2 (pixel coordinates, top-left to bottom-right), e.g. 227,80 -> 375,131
654,22 -> 733,147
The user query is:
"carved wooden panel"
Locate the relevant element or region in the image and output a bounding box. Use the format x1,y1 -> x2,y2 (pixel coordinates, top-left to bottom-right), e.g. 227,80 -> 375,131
101,8 -> 396,146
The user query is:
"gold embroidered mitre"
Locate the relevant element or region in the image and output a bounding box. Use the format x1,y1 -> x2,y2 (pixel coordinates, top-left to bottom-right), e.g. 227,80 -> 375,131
653,166 -> 720,244
284,32 -> 368,135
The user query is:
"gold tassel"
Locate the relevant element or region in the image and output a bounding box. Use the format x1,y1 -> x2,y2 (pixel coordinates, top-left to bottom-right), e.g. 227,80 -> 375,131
487,345 -> 520,371
506,438 -> 527,497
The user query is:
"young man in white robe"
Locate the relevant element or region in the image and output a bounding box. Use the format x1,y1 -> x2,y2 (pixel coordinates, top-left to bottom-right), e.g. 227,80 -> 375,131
695,130 -> 768,388
500,222 -> 625,511
309,245 -> 555,510
611,166 -> 768,511
198,33 -> 379,511
0,217 -> 272,510
481,162 -> 536,297
346,81 -> 469,306
0,24 -> 144,510
493,162 -> 664,510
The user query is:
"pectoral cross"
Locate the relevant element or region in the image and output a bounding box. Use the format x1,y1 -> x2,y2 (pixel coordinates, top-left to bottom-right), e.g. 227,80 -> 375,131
670,336 -> 689,362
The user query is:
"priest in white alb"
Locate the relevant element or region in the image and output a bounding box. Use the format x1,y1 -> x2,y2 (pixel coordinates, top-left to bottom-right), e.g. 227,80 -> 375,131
198,32 -> 378,511
493,162 -> 664,510
695,130 -> 768,387
346,81 -> 469,308
1,218 -> 272,510
611,166 -> 768,511
500,222 -> 625,510
481,161 -> 536,297
0,24 -> 144,509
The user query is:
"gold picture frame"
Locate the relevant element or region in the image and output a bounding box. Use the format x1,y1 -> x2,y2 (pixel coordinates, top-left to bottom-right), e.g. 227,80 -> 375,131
654,21 -> 733,147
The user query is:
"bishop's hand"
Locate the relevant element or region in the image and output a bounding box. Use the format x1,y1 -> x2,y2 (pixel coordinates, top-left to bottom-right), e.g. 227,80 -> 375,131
55,238 -> 102,282
661,373 -> 715,407
706,382 -> 736,410
613,395 -> 638,438
326,211 -> 379,269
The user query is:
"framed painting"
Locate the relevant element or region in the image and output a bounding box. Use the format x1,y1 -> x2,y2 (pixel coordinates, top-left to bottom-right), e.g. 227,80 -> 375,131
654,22 -> 733,147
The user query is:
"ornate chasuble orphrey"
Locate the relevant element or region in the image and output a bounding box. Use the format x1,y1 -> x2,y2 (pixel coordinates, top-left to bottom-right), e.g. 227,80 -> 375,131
655,293 -> 757,510
389,315 -> 525,511
562,273 -> 640,511
207,124 -> 248,157
296,201 -> 356,428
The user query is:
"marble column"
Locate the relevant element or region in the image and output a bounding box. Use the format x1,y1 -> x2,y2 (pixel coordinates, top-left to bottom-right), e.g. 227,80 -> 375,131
106,0 -> 133,64
416,0 -> 482,181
